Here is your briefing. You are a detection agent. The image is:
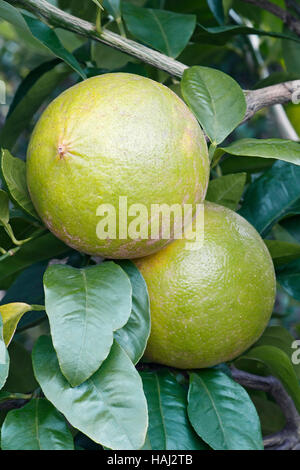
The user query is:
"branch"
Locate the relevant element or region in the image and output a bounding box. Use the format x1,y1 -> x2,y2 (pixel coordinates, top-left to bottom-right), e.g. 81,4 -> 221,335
243,81 -> 300,122
240,0 -> 300,36
0,398 -> 30,411
6,0 -> 300,126
231,366 -> 300,450
10,0 -> 186,77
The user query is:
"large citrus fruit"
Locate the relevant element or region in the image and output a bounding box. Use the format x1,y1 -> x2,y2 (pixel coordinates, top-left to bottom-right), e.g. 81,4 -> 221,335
134,202 -> 276,368
26,73 -> 209,258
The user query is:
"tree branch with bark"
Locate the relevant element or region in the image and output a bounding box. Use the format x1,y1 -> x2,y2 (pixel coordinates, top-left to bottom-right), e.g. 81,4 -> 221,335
4,0 -> 300,127
231,366 -> 300,450
240,0 -> 300,36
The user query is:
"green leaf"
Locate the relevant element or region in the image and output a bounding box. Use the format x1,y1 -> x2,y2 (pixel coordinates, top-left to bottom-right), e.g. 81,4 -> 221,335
103,0 -> 121,19
218,139 -> 300,166
251,396 -> 285,436
181,66 -> 246,144
141,370 -> 206,450
239,161 -> 300,236
281,217 -> 300,243
206,173 -> 246,210
235,345 -> 300,413
194,22 -> 300,46
0,61 -> 71,150
58,0 -> 96,21
0,302 -> 34,346
0,316 -> 9,390
187,370 -> 263,450
220,155 -> 274,175
206,0 -> 224,25
0,1 -> 86,78
1,149 -> 38,219
277,259 -> 300,301
44,262 -> 132,387
1,262 -> 48,331
114,260 -> 150,364
0,190 -> 9,226
283,30 -> 300,76
1,398 -> 74,450
22,15 -> 86,79
122,3 -> 196,58
0,0 -> 32,32
253,72 -> 300,89
3,341 -> 37,393
264,239 -> 300,267
33,336 -> 148,450
254,326 -> 300,379
0,233 -> 69,286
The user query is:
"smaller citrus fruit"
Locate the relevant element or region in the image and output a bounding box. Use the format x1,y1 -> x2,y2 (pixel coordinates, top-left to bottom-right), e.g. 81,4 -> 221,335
134,202 -> 276,369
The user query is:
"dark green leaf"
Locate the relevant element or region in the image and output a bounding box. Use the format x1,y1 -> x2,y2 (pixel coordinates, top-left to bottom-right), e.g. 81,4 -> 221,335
239,161 -> 300,236
0,62 -> 70,150
0,316 -> 9,390
22,15 -> 86,79
1,398 -> 74,450
141,370 -> 206,450
33,336 -> 148,450
0,190 -> 9,226
58,0 -> 96,21
1,262 -> 47,331
1,149 -> 38,219
254,326 -> 300,379
235,345 -> 300,413
220,156 -> 275,175
122,3 -> 196,57
0,1 -> 86,77
103,0 -> 121,19
194,22 -> 300,46
253,72 -> 300,89
3,341 -> 37,393
264,239 -> 300,267
181,66 -> 246,144
283,30 -> 300,75
188,370 -> 263,450
115,260 -> 150,364
206,173 -> 246,210
218,139 -> 300,166
251,396 -> 285,436
281,216 -> 300,243
44,262 -> 132,387
0,233 -> 69,285
206,0 -> 224,25
277,259 -> 300,301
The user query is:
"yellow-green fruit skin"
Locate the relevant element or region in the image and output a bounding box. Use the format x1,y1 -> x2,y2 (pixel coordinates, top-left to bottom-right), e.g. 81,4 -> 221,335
26,73 -> 209,258
134,202 -> 276,369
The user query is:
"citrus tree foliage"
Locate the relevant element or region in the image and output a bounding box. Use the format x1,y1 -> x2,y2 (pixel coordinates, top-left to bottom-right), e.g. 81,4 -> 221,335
0,0 -> 299,451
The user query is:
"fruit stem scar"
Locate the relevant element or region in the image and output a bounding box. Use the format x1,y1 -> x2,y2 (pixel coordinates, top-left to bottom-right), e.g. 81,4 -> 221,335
58,143 -> 66,159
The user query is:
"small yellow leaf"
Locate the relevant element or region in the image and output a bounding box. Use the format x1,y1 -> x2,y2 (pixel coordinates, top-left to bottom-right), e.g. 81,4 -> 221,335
0,303 -> 33,346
